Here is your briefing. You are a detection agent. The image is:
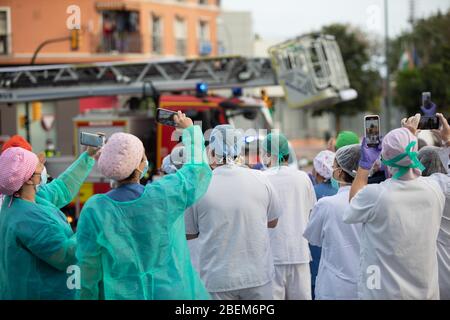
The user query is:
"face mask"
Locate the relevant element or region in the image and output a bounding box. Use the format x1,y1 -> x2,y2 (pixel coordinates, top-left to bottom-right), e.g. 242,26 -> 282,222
331,176 -> 340,190
140,160 -> 149,180
35,167 -> 48,192
40,166 -> 48,186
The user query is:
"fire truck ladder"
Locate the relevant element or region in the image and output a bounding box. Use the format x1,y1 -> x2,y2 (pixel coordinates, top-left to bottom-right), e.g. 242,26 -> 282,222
0,56 -> 276,103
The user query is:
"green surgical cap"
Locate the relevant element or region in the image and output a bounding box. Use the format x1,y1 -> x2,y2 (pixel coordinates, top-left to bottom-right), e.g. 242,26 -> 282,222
262,133 -> 290,161
335,131 -> 360,150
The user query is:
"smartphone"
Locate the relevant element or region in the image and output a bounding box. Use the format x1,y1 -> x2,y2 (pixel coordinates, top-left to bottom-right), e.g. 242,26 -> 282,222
422,92 -> 432,109
418,116 -> 440,130
364,115 -> 381,147
156,108 -> 178,127
80,132 -> 105,147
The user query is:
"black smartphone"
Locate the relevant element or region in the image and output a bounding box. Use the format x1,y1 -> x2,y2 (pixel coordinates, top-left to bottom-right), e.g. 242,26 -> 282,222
364,115 -> 381,147
418,116 -> 440,130
156,108 -> 178,127
80,132 -> 105,147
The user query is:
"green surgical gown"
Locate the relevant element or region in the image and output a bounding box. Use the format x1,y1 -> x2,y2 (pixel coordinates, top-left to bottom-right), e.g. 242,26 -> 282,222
0,152 -> 95,300
76,126 -> 212,300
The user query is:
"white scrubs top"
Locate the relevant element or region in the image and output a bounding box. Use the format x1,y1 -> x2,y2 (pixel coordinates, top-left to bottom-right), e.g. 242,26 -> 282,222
343,177 -> 445,300
185,164 -> 282,292
304,186 -> 362,299
430,173 -> 450,299
263,166 -> 316,265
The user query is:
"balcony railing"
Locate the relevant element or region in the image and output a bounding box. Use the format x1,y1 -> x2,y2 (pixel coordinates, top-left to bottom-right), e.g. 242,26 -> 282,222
93,32 -> 142,54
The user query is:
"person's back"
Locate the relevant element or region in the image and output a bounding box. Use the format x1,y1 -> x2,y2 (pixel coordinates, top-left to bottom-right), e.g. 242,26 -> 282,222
263,166 -> 314,265
263,166 -> 316,299
430,172 -> 450,299
305,187 -> 361,299
185,164 -> 281,296
78,182 -> 209,300
344,176 -> 444,299
0,198 -> 76,300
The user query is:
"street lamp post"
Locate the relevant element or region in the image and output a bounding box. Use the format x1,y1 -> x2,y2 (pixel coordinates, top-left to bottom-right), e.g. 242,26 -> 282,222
24,36 -> 72,143
384,0 -> 392,131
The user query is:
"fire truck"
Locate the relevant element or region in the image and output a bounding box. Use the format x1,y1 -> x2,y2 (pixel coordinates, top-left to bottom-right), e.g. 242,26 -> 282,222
0,34 -> 356,226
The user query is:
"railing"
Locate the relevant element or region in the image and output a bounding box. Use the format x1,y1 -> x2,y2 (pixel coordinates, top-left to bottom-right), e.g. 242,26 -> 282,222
93,32 -> 142,54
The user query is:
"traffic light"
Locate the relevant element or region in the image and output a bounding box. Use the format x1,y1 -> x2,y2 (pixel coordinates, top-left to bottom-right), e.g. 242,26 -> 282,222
261,89 -> 273,109
31,101 -> 42,121
70,29 -> 80,51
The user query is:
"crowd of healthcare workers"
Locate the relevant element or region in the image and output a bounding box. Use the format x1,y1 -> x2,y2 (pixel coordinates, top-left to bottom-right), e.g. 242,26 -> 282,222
0,107 -> 449,300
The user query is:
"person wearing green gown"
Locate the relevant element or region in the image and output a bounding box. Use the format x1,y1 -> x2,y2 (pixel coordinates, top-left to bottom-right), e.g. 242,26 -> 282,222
76,111 -> 212,300
0,147 -> 97,300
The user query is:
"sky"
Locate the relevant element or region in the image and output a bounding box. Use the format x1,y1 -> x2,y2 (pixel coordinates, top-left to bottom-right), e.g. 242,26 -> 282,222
222,0 -> 450,40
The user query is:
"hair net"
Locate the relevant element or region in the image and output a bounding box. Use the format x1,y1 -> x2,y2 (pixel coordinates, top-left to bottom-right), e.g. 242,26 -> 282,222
262,132 -> 290,162
335,144 -> 361,178
335,131 -> 360,150
313,150 -> 335,180
381,128 -> 423,180
418,146 -> 448,176
161,146 -> 185,175
1,135 -> 32,153
209,125 -> 243,158
98,132 -> 144,181
0,147 -> 38,196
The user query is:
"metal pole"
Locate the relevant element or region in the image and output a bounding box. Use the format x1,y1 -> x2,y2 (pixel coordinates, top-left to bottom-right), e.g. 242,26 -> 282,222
384,0 -> 392,131
24,36 -> 71,143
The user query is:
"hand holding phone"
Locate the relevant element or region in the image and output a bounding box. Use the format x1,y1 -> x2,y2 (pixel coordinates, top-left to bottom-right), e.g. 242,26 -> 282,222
364,115 -> 381,147
156,108 -> 178,127
156,109 -> 193,129
418,115 -> 440,130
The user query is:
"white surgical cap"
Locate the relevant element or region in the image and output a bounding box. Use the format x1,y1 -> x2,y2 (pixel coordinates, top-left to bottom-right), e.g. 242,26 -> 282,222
209,125 -> 243,158
335,144 -> 361,178
313,150 -> 335,180
418,146 -> 448,176
161,146 -> 185,174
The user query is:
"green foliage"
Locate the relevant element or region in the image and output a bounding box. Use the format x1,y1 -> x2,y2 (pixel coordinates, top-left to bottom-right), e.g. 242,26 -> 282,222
391,10 -> 450,115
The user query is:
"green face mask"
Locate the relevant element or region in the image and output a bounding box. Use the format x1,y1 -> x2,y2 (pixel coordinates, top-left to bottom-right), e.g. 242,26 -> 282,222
381,141 -> 425,179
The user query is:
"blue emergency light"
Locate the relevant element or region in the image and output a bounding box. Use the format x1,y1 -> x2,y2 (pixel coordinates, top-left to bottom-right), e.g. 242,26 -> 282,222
196,82 -> 208,97
232,87 -> 243,97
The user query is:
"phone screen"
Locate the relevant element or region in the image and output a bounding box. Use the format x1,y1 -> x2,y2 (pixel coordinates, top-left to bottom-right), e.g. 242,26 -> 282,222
418,116 -> 440,130
365,116 -> 380,146
422,92 -> 432,108
156,108 -> 178,127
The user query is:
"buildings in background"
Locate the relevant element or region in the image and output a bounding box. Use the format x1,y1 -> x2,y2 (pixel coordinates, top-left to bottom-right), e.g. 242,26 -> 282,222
0,0 -> 220,65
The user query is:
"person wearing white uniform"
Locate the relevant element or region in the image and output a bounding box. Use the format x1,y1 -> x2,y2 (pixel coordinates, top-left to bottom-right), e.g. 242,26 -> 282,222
304,144 -> 362,300
185,125 -> 282,300
418,115 -> 450,299
261,133 -> 316,300
344,114 -> 446,300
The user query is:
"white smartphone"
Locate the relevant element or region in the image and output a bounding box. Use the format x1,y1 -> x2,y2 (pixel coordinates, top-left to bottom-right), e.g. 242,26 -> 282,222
80,132 -> 105,147
364,115 -> 381,147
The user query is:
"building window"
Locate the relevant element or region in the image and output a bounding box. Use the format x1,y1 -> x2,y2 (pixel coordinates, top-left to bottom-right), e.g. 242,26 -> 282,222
100,10 -> 141,53
198,20 -> 211,56
151,15 -> 163,54
0,9 -> 10,55
174,17 -> 187,56
199,0 -> 208,5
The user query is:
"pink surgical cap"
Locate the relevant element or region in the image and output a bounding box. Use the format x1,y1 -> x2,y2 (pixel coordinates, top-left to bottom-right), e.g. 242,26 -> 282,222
0,147 -> 38,196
